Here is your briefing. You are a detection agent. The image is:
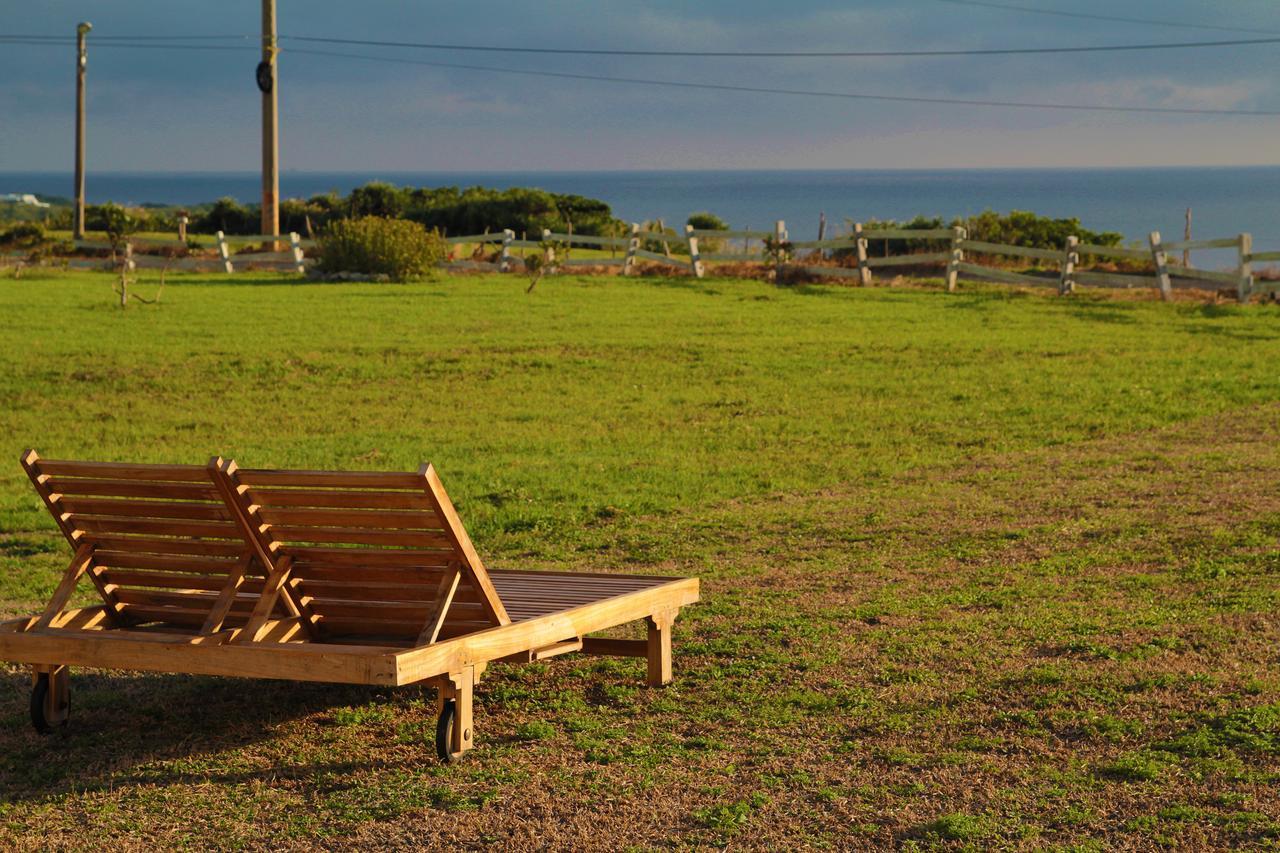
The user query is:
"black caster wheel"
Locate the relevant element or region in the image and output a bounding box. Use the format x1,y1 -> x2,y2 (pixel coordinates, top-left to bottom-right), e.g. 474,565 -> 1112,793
435,698 -> 457,763
30,671 -> 70,735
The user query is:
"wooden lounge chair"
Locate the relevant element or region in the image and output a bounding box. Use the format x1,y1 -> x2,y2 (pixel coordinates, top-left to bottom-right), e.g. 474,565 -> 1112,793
0,451 -> 698,761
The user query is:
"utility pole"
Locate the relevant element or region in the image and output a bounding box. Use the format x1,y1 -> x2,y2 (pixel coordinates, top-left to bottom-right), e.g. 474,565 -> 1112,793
258,0 -> 279,238
73,21 -> 91,240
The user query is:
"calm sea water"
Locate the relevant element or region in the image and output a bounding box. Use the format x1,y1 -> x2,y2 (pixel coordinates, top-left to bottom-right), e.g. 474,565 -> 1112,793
4,167 -> 1278,256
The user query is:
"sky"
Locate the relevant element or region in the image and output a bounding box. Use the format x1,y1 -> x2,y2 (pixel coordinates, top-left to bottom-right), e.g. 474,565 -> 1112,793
1,1 -> 1278,172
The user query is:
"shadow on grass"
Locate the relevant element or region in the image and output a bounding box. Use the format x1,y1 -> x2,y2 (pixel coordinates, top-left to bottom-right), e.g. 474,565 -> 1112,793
0,668 -> 422,804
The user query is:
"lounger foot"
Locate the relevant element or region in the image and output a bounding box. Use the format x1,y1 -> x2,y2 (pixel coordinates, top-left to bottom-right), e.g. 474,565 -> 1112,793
646,611 -> 677,687
30,665 -> 70,735
436,667 -> 475,763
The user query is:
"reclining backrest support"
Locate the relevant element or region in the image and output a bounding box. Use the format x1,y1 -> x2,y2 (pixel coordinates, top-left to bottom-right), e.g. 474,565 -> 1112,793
212,458 -> 510,645
20,450 -> 293,634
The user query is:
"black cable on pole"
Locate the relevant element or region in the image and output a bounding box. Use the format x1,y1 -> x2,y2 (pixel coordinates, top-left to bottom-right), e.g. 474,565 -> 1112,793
932,0 -> 1280,37
285,47 -> 1280,117
278,33 -> 1280,57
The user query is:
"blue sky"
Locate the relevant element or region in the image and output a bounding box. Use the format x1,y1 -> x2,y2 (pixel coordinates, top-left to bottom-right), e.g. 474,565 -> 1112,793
1,1 -> 1278,171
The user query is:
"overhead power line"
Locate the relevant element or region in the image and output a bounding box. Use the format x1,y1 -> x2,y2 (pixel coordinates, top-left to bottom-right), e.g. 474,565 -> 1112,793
6,31 -> 1280,57
280,33 -> 1280,58
286,47 -> 1280,117
932,0 -> 1280,36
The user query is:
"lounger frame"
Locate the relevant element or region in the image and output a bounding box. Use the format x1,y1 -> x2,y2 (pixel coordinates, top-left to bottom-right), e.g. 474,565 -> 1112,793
1,451 -> 698,760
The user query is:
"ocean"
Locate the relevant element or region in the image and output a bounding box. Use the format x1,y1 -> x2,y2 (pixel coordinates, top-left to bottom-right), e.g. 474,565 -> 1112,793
3,167 -> 1278,260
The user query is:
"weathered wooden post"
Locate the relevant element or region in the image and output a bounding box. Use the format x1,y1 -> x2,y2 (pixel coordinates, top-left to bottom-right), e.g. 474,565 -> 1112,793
216,230 -> 234,274
623,223 -> 640,276
542,228 -> 556,271
945,226 -> 965,293
1059,235 -> 1078,296
499,229 -> 515,273
1238,232 -> 1253,304
177,213 -> 188,242
1148,231 -> 1173,302
855,222 -> 871,286
289,231 -> 305,274
686,224 -> 704,279
773,220 -> 787,284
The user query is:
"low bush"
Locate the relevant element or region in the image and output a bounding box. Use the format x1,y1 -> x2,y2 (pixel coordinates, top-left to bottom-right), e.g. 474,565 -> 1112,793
317,216 -> 445,281
0,222 -> 46,249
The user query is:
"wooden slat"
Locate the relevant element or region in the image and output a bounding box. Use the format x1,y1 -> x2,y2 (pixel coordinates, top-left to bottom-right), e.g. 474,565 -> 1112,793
114,587 -> 254,611
81,535 -> 246,558
91,550 -> 240,573
235,469 -> 423,489
58,497 -> 233,521
117,605 -> 224,627
70,516 -> 239,539
254,506 -> 442,528
286,546 -> 454,568
37,460 -> 209,481
1246,250 -> 1280,263
266,525 -> 454,548
46,477 -> 219,501
294,578 -> 480,603
102,569 -> 263,593
292,564 -> 458,585
418,563 -> 461,645
246,488 -> 432,509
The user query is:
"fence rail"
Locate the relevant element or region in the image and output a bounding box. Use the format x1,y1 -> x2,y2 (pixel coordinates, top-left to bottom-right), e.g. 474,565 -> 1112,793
8,217 -> 1275,303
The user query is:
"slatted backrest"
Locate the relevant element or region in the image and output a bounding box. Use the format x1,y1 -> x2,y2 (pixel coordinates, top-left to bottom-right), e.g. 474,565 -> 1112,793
21,450 -> 277,630
218,460 -> 509,643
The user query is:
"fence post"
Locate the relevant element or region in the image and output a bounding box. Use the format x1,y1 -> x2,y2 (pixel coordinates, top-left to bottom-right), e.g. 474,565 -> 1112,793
774,220 -> 787,283
1236,233 -> 1253,304
854,222 -> 871,286
1059,235 -> 1078,296
289,231 -> 305,274
945,226 -> 965,292
542,228 -> 556,271
686,224 -> 704,279
500,229 -> 515,272
623,223 -> 640,276
1148,231 -> 1172,302
216,230 -> 234,274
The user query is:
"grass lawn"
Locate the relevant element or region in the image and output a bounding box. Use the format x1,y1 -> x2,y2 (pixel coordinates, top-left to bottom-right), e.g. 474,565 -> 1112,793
1,269 -> 1278,848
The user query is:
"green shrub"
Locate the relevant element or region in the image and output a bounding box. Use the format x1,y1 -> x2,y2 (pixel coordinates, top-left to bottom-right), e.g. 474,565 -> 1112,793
688,212 -> 730,252
317,216 -> 445,281
0,222 -> 46,249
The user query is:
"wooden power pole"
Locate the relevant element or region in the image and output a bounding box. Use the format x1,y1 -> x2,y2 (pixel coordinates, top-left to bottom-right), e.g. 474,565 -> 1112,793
73,21 -> 91,240
258,0 -> 279,238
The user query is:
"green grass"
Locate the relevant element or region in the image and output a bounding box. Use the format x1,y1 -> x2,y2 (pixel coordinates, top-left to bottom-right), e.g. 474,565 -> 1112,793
1,269 -> 1280,847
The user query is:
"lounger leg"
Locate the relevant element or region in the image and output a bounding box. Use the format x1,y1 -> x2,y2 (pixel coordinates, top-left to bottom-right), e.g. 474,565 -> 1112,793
438,666 -> 475,760
646,611 -> 676,687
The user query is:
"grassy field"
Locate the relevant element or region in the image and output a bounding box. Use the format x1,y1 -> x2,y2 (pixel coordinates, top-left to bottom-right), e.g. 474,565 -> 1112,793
1,269 -> 1279,849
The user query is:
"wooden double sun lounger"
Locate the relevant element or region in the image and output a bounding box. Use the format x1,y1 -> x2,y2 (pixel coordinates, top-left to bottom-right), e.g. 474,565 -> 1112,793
0,452 -> 698,761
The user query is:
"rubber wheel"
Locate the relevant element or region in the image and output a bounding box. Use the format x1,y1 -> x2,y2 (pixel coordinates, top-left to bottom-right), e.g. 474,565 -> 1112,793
30,672 -> 68,735
435,698 -> 457,763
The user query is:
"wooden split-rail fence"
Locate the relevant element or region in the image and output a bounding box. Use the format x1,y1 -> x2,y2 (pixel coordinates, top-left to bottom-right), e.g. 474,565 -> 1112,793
51,232 -> 315,275
444,221 -> 1278,303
